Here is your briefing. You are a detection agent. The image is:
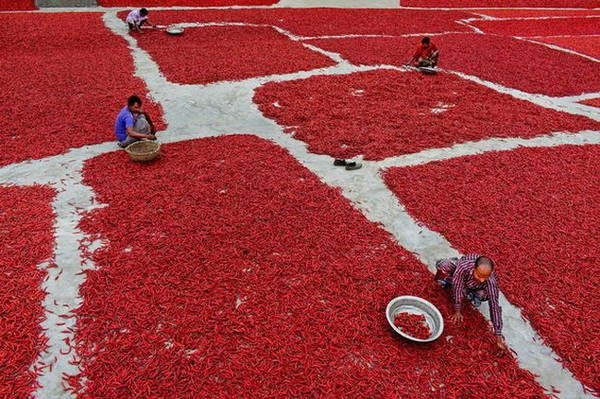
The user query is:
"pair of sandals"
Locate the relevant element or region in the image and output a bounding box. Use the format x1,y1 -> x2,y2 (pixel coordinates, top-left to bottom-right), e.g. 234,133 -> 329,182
334,159 -> 362,170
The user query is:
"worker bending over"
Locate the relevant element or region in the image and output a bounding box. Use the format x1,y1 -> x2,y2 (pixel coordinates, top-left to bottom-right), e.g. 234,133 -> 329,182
435,254 -> 507,351
409,37 -> 440,68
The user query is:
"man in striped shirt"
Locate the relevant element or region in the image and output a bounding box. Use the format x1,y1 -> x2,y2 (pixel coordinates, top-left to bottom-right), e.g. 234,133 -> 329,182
434,254 -> 507,350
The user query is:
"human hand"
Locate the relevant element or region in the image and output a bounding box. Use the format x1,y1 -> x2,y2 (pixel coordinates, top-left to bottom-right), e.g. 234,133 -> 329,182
496,336 -> 507,351
449,311 -> 463,324
146,134 -> 156,140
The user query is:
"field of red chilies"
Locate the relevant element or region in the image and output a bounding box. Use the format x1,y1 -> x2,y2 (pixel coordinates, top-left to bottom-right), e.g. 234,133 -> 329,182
254,69 -> 599,159
402,0 -> 598,6
72,136 -> 545,398
473,9 -> 600,18
531,36 -> 600,60
0,13 -> 164,167
0,0 -> 35,10
472,17 -> 600,37
138,8 -> 474,36
384,145 -> 600,392
309,34 -> 600,96
133,25 -> 335,85
0,3 -> 598,398
0,186 -> 55,399
102,0 -> 276,5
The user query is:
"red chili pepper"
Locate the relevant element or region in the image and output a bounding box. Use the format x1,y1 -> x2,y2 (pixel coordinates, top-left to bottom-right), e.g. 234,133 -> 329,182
59,347 -> 72,355
529,37 -> 600,60
0,186 -> 54,398
472,17 -> 600,37
0,13 -> 166,168
402,0 -> 595,7
393,312 -> 431,340
254,69 -> 600,160
100,0 -> 276,6
0,0 -> 36,10
580,97 -> 600,108
306,34 -> 600,97
133,25 -> 334,86
69,136 -> 547,398
131,8 -> 473,37
385,144 -> 600,391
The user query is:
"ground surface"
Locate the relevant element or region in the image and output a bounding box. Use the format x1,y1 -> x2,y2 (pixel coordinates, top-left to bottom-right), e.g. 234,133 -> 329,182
0,2 -> 598,399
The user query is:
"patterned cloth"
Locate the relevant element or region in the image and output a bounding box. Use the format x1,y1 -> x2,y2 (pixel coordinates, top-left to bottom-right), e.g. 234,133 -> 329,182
435,254 -> 503,335
118,114 -> 151,148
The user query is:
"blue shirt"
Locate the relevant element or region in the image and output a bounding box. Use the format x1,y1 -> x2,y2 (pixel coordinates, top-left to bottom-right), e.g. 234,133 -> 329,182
115,106 -> 134,141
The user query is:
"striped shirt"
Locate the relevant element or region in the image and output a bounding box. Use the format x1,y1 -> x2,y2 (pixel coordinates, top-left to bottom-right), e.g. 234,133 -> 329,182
441,254 -> 503,335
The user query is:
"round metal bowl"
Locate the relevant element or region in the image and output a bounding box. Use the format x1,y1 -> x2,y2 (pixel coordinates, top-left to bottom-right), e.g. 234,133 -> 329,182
125,140 -> 160,162
419,66 -> 438,75
166,25 -> 184,35
386,296 -> 444,343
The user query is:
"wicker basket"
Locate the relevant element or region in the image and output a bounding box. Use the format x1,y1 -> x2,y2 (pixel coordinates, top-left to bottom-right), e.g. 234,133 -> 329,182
125,140 -> 160,162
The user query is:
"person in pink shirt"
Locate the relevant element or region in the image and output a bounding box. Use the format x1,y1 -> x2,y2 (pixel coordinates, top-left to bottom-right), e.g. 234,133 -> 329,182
126,8 -> 155,33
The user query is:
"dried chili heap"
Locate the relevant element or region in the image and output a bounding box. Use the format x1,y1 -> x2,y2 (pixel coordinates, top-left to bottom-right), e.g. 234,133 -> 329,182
254,69 -> 599,161
74,137 -> 547,398
133,25 -> 335,85
140,9 -> 472,37
473,16 -> 600,37
401,0 -> 596,7
0,186 -> 55,398
0,13 -> 164,167
0,0 -> 36,10
100,0 -> 277,6
307,34 -> 600,97
384,145 -> 600,391
393,312 -> 431,340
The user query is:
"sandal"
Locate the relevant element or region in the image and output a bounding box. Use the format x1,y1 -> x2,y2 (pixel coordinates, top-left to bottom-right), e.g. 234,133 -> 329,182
345,162 -> 362,171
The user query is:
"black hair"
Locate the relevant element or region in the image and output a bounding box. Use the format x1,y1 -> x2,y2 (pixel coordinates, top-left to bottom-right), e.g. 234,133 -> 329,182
475,256 -> 494,270
421,37 -> 431,44
140,8 -> 148,16
128,95 -> 142,106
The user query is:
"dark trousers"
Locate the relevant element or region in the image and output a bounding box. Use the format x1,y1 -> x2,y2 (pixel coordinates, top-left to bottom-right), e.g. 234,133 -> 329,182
128,20 -> 146,30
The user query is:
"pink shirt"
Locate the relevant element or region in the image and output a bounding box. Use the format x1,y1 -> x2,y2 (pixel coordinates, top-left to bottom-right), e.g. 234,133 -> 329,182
126,9 -> 147,25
